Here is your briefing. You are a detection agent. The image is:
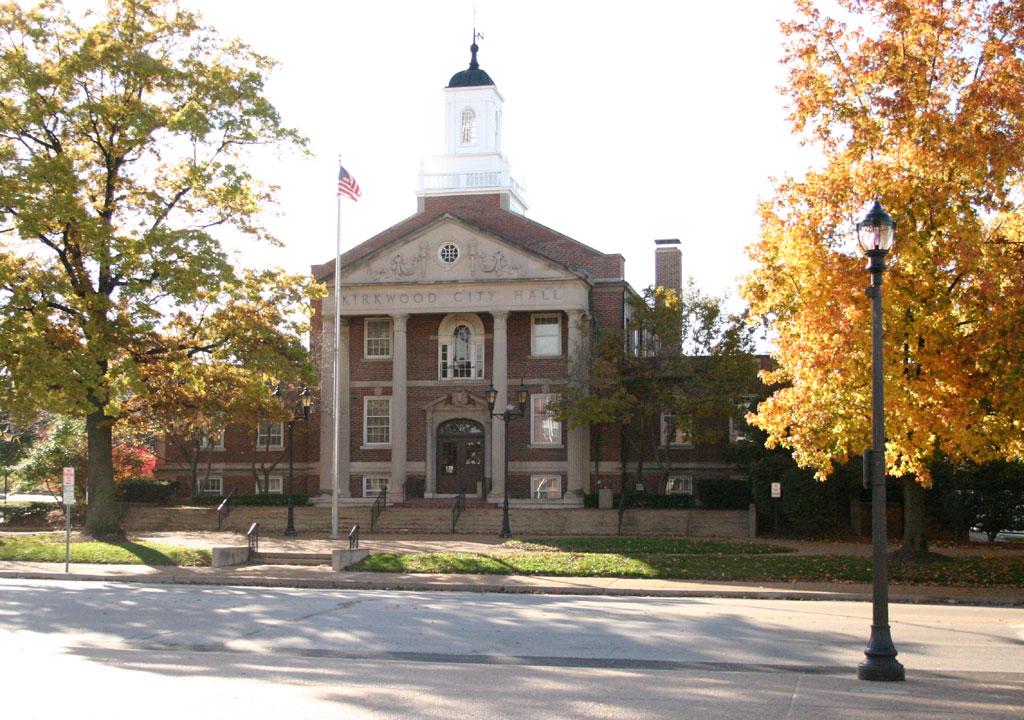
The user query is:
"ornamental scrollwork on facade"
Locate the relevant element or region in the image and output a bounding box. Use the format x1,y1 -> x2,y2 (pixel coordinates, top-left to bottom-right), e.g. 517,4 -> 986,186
468,240 -> 523,278
373,243 -> 428,280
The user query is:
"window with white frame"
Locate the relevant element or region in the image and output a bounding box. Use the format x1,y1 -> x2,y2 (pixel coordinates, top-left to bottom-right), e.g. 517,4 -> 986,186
364,318 -> 392,358
262,476 -> 283,494
531,314 -> 561,356
363,476 -> 390,497
531,394 -> 561,445
729,395 -> 757,443
257,421 -> 283,449
665,476 -> 694,495
438,242 -> 460,264
460,107 -> 477,143
661,413 -> 693,447
531,475 -> 561,500
201,476 -> 223,495
364,397 -> 391,445
438,314 -> 485,379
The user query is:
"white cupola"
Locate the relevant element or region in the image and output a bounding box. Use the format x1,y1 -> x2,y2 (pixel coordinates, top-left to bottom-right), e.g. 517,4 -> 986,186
417,38 -> 528,214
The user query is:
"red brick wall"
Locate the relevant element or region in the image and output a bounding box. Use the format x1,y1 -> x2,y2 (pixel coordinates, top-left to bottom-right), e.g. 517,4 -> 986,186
655,241 -> 682,295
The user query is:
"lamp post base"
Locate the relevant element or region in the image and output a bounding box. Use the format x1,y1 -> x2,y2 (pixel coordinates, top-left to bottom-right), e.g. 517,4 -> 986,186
857,657 -> 905,682
500,499 -> 511,538
858,626 -> 905,682
284,505 -> 297,537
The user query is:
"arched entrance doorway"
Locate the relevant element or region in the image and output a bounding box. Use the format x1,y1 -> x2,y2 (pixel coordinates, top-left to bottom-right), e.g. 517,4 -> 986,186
436,419 -> 484,495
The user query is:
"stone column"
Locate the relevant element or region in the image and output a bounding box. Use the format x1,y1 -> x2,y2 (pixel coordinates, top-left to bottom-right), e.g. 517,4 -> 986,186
566,309 -> 590,498
391,313 -> 409,491
490,311 -> 509,497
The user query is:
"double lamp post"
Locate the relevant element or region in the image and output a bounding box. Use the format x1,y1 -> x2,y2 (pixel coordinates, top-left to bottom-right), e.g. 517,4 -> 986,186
486,380 -> 529,539
273,385 -> 312,537
855,200 -> 905,682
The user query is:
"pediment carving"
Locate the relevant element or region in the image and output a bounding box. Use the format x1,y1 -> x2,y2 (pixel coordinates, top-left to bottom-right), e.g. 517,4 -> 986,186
350,219 -> 574,285
373,242 -> 429,281
467,240 -> 522,277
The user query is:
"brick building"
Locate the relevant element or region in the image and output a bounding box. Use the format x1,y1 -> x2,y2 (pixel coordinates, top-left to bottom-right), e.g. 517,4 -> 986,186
158,40 -> 757,508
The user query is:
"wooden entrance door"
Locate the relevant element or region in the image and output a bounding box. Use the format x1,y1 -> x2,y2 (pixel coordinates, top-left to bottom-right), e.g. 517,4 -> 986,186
436,419 -> 484,495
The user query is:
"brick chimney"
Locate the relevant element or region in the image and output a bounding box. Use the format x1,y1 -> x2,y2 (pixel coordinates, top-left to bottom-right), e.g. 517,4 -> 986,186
654,239 -> 682,296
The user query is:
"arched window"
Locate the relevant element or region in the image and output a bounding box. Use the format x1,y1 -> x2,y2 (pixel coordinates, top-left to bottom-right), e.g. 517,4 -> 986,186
438,314 -> 485,379
460,107 -> 477,144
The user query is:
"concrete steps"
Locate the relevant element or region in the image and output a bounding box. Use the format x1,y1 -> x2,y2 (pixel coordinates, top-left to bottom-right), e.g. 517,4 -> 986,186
250,551 -> 331,566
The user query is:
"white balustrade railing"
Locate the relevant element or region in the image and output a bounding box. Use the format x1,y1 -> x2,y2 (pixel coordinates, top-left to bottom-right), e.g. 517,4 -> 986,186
420,171 -> 520,192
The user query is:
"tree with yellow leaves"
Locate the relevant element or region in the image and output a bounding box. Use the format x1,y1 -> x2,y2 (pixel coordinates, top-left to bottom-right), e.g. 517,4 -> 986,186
743,0 -> 1024,554
0,1 -> 318,534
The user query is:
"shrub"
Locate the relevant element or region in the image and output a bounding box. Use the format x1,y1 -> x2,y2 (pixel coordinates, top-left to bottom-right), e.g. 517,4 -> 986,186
698,478 -> 752,510
748,456 -> 861,535
0,501 -> 53,523
188,493 -> 309,507
582,492 -> 696,509
116,478 -> 177,504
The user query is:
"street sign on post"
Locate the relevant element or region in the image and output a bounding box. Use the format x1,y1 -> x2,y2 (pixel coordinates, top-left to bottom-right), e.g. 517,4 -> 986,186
62,467 -> 74,572
771,482 -> 782,533
62,467 -> 75,505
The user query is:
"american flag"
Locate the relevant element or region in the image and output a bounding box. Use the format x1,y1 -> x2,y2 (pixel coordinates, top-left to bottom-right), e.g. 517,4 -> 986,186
337,165 -> 361,201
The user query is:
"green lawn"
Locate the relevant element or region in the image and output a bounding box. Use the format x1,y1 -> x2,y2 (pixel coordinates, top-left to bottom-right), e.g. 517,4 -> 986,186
508,537 -> 793,555
0,534 -> 211,566
353,549 -> 1024,587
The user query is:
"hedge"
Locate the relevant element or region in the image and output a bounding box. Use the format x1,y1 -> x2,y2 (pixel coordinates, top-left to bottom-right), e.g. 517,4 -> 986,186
116,478 -> 177,504
697,478 -> 752,510
0,501 -> 54,523
583,493 -> 696,509
188,493 -> 309,507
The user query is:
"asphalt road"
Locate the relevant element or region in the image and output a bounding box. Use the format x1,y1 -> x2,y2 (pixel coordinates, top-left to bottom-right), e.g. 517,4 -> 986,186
2,579 -> 1022,719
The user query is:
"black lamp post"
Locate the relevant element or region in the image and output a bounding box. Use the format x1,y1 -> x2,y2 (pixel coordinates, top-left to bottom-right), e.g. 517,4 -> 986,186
1,425 -> 14,513
486,380 -> 529,538
276,385 -> 313,537
856,200 -> 905,682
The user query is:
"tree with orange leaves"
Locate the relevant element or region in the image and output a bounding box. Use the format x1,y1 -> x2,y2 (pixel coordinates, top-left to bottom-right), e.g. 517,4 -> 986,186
743,0 -> 1024,554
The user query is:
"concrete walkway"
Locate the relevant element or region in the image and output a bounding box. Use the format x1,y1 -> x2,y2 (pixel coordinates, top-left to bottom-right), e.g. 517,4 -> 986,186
1,530 -> 1021,605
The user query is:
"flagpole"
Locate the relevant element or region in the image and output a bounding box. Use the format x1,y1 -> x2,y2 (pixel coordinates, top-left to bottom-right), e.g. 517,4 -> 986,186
330,168 -> 343,540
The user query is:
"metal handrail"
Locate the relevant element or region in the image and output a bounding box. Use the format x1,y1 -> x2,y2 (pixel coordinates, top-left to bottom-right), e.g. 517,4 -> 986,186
452,490 -> 466,534
349,524 -> 360,550
216,488 -> 237,531
246,522 -> 259,554
370,487 -> 387,532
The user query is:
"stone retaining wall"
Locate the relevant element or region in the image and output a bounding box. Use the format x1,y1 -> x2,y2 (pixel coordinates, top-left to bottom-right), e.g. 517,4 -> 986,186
119,504 -> 754,538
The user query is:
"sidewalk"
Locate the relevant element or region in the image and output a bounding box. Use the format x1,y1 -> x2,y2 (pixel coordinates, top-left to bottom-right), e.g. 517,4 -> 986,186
1,531 -> 1021,605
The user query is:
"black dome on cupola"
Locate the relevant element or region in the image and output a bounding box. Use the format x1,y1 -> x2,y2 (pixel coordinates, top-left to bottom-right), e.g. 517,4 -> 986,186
447,42 -> 494,88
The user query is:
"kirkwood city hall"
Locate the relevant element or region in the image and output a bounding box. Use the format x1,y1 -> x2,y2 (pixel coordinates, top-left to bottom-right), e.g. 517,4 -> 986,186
156,40 -> 756,516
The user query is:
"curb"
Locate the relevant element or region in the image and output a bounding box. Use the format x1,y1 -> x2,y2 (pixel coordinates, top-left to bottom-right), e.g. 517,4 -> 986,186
2,569 -> 1021,607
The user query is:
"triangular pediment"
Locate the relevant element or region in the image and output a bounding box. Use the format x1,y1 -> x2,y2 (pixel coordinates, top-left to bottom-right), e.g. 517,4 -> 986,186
344,215 -> 584,285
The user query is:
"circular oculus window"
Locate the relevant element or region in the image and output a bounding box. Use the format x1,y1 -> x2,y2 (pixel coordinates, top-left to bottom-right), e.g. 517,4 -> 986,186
438,242 -> 460,264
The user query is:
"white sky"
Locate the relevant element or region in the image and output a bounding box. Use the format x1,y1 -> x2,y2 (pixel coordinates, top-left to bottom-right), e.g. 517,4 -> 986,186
183,0 -> 823,304
64,1 -> 825,304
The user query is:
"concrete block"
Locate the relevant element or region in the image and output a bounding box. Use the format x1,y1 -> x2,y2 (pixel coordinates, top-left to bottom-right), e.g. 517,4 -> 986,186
212,546 -> 250,567
332,548 -> 370,571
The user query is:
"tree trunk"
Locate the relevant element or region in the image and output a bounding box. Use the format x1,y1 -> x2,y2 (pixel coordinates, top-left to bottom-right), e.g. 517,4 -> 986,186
86,409 -> 121,535
901,477 -> 928,553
